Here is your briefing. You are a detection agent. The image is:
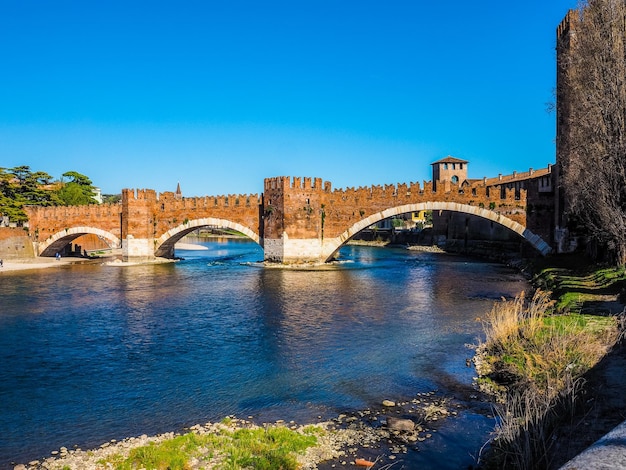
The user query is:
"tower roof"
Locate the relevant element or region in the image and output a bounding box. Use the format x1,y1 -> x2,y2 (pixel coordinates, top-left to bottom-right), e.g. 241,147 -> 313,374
431,156 -> 469,165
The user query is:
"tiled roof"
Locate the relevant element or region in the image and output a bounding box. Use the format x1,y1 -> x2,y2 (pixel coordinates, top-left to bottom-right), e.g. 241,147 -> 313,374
431,156 -> 469,165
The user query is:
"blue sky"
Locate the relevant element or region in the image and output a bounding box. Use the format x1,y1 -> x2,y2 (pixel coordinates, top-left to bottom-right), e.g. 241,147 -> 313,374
0,1 -> 575,197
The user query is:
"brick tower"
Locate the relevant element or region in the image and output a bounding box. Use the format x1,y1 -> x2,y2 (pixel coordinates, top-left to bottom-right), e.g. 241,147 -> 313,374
262,176 -> 327,263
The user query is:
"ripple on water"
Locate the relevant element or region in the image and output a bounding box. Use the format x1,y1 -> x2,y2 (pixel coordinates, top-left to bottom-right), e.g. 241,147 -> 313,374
0,242 -> 528,469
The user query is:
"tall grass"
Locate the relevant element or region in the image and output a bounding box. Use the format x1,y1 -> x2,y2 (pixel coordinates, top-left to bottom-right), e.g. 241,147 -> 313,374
477,290 -> 622,469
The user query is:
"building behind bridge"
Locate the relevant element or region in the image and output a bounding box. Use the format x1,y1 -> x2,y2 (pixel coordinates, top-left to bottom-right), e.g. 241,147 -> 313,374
356,156 -> 556,258
431,157 -> 555,255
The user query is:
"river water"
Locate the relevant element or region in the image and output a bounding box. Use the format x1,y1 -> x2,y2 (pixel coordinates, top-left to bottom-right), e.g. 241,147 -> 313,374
0,240 -> 529,469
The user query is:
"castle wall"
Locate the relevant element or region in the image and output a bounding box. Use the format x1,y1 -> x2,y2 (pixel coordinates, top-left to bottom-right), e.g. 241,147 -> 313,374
319,180 -> 526,240
0,227 -> 34,259
20,168 -> 554,263
121,188 -> 262,260
25,203 -> 122,246
263,176 -> 324,241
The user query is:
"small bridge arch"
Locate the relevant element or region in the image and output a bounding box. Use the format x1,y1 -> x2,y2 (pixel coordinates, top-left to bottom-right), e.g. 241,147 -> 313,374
322,202 -> 552,262
37,227 -> 121,257
154,217 -> 261,258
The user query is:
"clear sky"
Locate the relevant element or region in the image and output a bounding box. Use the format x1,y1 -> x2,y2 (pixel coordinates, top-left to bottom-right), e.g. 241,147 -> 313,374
0,1 -> 575,197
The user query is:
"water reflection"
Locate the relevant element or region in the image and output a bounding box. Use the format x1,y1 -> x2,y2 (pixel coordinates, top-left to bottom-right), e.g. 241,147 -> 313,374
0,241 -> 530,469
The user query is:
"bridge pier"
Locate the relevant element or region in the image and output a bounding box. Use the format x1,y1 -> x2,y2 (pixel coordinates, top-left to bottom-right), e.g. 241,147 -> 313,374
122,236 -> 157,262
263,235 -> 325,264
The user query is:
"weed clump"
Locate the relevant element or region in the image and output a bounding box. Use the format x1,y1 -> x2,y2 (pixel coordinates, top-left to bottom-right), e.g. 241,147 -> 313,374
99,424 -> 320,470
476,289 -> 623,469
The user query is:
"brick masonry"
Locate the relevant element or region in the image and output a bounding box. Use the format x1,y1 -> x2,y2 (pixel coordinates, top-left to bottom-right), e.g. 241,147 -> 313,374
0,227 -> 34,259
21,170 -> 554,263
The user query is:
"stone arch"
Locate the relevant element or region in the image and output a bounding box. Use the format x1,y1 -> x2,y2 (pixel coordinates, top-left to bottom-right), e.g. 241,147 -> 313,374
154,217 -> 261,258
321,202 -> 552,262
38,226 -> 121,257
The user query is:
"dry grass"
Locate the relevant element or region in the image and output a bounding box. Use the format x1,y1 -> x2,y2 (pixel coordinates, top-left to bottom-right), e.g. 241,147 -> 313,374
476,290 -> 623,469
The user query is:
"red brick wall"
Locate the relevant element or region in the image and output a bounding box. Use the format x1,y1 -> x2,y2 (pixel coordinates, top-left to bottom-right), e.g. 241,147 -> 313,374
0,227 -> 35,258
21,174 -> 549,258
122,188 -> 262,241
24,203 -> 122,245
320,180 -> 526,239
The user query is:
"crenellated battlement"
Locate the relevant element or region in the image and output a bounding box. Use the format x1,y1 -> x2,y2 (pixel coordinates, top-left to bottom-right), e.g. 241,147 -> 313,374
25,203 -> 120,219
329,180 -> 433,199
22,167 -> 553,263
122,188 -> 158,201
24,203 -> 123,250
154,193 -> 262,208
264,176 -> 326,192
557,9 -> 576,40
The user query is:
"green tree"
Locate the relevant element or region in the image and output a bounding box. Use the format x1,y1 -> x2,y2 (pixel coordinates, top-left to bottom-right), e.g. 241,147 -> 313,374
0,167 -> 99,223
56,171 -> 97,206
558,0 -> 626,264
102,193 -> 121,204
61,171 -> 93,187
0,166 -> 59,223
17,169 -> 59,206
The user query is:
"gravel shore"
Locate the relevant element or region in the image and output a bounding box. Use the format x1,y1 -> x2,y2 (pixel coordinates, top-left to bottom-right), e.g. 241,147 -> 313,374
12,393 -> 460,470
0,257 -> 81,272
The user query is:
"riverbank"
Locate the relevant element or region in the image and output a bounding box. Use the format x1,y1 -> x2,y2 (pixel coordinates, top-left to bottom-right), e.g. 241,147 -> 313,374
0,239 -> 208,272
474,260 -> 626,469
14,393 -> 459,469
0,257 -> 92,272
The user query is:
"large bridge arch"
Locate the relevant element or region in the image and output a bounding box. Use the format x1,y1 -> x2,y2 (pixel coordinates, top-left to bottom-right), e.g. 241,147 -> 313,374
155,217 -> 261,258
38,227 -> 121,257
321,202 -> 552,262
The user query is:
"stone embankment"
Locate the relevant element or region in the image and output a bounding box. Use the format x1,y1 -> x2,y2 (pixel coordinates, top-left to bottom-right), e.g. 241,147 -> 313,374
13,392 -> 458,470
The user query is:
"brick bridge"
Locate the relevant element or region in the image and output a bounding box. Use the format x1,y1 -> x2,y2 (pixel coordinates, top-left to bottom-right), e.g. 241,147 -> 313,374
24,163 -> 555,263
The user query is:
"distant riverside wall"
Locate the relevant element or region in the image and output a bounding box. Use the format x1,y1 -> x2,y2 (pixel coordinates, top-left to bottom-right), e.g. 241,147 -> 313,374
0,227 -> 35,259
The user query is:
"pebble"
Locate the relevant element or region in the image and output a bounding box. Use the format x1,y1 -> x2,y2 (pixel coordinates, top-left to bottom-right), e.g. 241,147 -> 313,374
13,392 -> 458,469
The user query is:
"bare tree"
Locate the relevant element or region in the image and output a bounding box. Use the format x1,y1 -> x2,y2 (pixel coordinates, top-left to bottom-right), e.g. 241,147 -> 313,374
558,0 -> 626,264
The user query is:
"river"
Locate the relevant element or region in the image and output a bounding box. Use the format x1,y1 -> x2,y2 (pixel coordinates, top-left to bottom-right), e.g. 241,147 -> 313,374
0,240 -> 530,469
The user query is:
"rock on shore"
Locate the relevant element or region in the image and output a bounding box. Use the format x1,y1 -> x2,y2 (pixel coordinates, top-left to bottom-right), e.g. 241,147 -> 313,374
14,392 -> 459,470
